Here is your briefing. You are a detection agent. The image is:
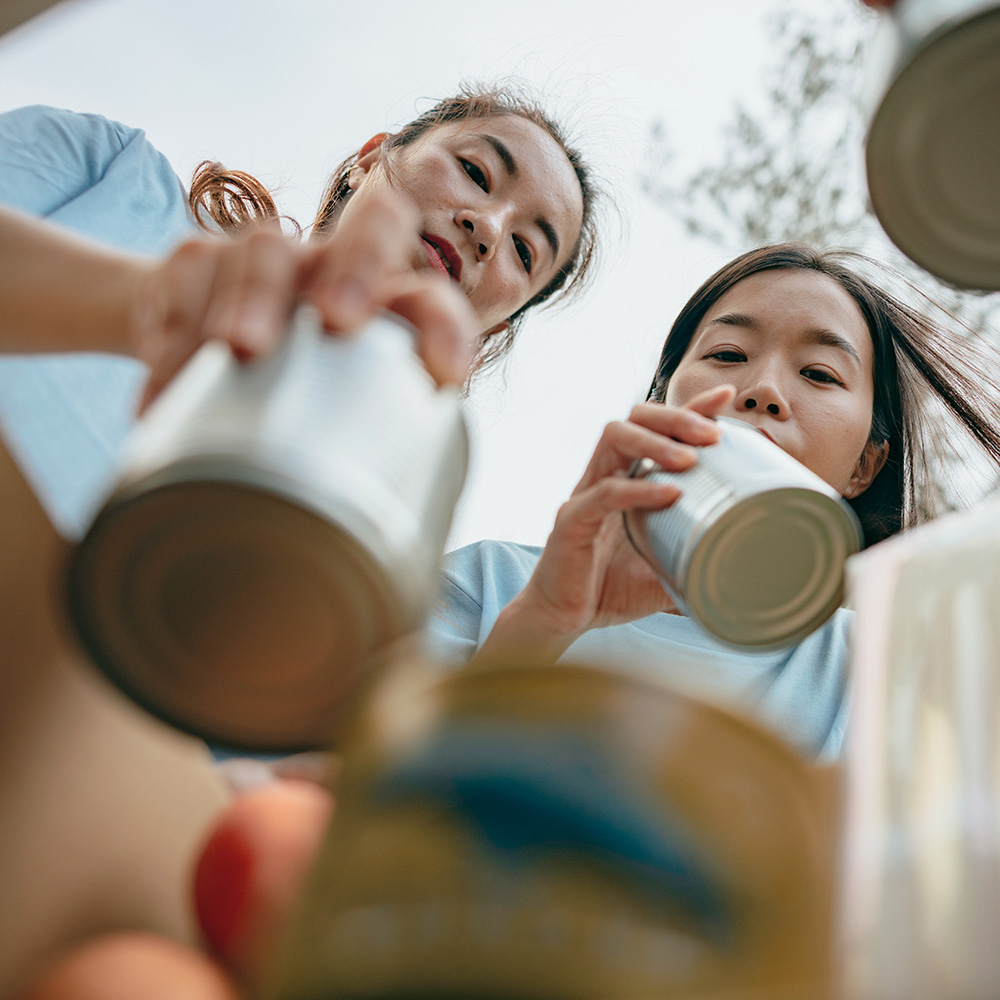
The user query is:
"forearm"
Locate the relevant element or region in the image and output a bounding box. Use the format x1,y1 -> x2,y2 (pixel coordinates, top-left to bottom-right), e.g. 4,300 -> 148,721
0,205 -> 152,356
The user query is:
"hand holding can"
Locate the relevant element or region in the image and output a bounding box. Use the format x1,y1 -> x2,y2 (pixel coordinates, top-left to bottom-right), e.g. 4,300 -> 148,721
67,307 -> 468,752
625,417 -> 863,650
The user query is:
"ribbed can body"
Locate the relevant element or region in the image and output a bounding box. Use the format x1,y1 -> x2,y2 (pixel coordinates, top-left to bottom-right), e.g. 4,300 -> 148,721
625,418 -> 862,650
67,308 -> 468,751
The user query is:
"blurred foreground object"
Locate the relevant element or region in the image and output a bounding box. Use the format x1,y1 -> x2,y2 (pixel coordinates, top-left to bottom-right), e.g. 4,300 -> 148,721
865,0 -> 1000,289
0,424 -> 229,997
841,498 -> 1000,998
0,0 -> 63,37
67,308 -> 467,753
264,657 -> 839,1000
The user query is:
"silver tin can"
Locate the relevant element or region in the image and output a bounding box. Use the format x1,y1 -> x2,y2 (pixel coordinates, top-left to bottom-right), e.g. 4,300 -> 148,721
864,0 -> 1000,290
624,417 -> 862,651
66,307 -> 468,752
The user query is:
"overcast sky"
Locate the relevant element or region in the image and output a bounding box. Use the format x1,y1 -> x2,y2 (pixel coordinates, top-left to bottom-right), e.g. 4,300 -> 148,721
0,0 -> 875,549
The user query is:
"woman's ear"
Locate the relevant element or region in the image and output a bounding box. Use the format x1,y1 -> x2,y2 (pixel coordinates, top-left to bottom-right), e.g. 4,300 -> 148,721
347,133 -> 390,191
844,439 -> 890,499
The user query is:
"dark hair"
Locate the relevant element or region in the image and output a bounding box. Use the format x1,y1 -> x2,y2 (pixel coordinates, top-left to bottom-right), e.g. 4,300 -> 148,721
646,243 -> 1000,547
190,83 -> 599,375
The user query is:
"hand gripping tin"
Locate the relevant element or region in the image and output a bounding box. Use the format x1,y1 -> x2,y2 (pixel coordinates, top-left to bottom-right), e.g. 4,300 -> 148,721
66,308 -> 468,752
624,417 -> 863,651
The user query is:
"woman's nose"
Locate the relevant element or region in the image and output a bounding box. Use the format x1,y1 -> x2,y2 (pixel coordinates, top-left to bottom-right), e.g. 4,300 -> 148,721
459,210 -> 500,260
735,381 -> 789,418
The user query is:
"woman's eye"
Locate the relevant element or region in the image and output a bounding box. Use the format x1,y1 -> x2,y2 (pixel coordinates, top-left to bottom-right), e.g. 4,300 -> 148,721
706,349 -> 746,363
514,236 -> 533,274
802,367 -> 843,386
460,159 -> 489,193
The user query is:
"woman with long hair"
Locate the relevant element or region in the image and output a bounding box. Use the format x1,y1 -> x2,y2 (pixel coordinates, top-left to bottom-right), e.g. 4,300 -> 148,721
430,243 -> 1000,760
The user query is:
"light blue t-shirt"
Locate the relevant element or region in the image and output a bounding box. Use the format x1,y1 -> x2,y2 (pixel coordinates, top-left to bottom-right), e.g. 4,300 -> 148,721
427,539 -> 852,761
0,105 -> 198,537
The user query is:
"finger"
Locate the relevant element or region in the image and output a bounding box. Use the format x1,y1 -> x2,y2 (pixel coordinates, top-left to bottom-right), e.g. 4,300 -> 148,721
575,419 -> 703,491
194,781 -> 332,984
19,933 -> 241,1000
684,383 -> 736,417
136,240 -> 220,413
266,752 -> 340,787
385,273 -> 477,387
201,228 -> 303,359
305,191 -> 419,332
558,477 -> 682,536
626,402 -> 724,445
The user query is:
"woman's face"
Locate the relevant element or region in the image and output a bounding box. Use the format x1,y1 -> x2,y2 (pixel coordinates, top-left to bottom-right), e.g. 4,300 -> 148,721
665,268 -> 884,497
343,114 -> 584,336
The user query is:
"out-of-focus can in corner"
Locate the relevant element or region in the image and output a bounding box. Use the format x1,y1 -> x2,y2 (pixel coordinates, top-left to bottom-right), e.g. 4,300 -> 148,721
624,417 -> 862,651
864,0 -> 1000,290
66,307 -> 468,753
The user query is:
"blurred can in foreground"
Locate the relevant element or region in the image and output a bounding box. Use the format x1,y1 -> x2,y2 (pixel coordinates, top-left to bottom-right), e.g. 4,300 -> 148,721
66,308 -> 468,752
263,656 -> 839,1000
865,0 -> 1000,290
624,417 -> 862,650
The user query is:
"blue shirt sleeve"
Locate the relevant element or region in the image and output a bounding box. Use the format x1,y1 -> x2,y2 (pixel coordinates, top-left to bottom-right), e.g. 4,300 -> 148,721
0,104 -> 195,253
0,106 -> 198,537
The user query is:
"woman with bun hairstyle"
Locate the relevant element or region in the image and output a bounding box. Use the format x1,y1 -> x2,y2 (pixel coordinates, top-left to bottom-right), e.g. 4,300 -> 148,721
3,83 -> 598,1000
0,85 -> 597,533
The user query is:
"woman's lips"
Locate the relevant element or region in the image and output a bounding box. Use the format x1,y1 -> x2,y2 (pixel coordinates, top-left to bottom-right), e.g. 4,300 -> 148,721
421,235 -> 462,282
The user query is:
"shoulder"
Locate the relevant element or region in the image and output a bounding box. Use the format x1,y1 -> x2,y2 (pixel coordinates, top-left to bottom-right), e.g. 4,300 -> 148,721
425,540 -> 541,663
0,105 -> 193,253
0,105 -> 142,181
441,539 -> 542,604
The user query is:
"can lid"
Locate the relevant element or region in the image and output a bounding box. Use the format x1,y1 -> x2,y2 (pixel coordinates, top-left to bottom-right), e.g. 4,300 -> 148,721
866,5 -> 1000,290
67,481 -> 409,752
684,487 -> 861,650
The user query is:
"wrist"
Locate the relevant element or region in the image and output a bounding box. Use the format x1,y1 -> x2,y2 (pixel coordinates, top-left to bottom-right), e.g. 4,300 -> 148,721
0,206 -> 156,356
472,587 -> 585,667
104,255 -> 158,357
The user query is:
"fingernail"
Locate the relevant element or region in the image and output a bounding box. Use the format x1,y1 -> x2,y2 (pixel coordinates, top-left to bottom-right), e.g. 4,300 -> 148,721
686,413 -> 718,435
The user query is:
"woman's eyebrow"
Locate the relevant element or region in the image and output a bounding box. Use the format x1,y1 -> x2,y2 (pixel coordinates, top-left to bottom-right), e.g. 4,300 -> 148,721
479,134 -> 519,177
708,312 -> 757,330
536,218 -> 560,262
810,327 -> 861,364
707,313 -> 861,364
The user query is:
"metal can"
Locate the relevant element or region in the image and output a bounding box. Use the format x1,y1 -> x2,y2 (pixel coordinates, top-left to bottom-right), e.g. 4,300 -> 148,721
864,0 -> 1000,290
66,307 -> 468,752
624,417 -> 863,650
264,655 -> 838,1000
